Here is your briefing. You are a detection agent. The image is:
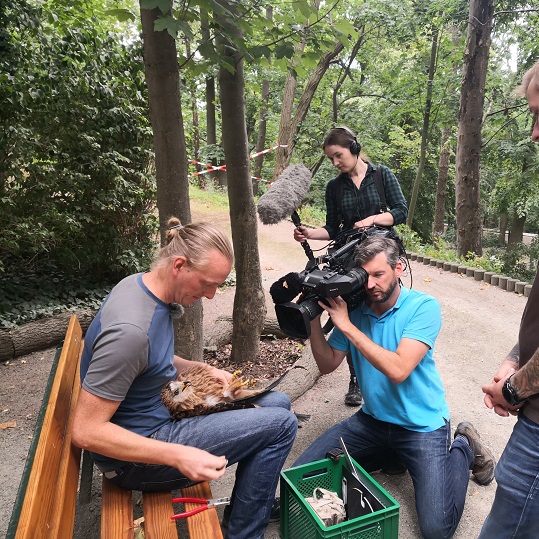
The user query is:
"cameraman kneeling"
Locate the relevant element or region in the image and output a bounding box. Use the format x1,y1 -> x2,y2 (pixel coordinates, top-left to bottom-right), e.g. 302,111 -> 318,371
293,236 -> 493,539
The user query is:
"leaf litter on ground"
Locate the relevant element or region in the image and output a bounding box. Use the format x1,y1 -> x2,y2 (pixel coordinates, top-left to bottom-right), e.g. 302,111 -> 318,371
204,336 -> 304,388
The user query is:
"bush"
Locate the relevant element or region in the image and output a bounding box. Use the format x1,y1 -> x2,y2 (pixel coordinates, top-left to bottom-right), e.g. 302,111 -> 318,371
0,3 -> 157,326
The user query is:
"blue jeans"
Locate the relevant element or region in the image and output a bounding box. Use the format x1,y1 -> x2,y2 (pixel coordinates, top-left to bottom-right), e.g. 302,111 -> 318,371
106,391 -> 297,539
294,409 -> 474,539
478,414 -> 539,539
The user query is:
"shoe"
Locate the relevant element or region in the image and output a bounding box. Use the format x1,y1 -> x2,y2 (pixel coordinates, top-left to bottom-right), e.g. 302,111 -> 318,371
344,377 -> 362,406
381,458 -> 407,476
268,497 -> 280,522
455,421 -> 496,485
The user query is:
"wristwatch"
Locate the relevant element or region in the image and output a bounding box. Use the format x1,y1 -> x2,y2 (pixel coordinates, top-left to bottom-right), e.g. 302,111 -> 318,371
502,374 -> 524,406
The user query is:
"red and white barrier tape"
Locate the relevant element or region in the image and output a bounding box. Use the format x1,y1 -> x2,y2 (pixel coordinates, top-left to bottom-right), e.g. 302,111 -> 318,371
190,144 -> 287,177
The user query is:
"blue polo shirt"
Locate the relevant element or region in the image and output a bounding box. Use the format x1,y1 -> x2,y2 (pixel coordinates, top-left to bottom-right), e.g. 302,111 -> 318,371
328,287 -> 448,432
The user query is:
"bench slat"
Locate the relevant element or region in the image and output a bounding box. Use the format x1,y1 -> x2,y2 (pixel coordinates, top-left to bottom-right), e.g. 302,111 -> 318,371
101,478 -> 134,539
142,491 -> 178,539
48,363 -> 82,538
14,316 -> 83,539
181,482 -> 224,539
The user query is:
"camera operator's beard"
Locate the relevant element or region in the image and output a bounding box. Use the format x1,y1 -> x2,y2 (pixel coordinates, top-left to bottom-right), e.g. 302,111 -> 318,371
366,275 -> 399,304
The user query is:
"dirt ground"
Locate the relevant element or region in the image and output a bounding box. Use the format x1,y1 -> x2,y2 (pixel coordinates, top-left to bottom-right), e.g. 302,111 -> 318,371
0,200 -> 527,538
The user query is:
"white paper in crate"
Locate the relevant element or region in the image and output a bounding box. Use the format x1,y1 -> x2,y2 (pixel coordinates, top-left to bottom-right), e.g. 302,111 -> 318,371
305,487 -> 346,527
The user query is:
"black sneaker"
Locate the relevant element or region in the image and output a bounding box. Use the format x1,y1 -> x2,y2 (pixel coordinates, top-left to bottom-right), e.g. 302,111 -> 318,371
268,497 -> 280,522
381,458 -> 407,476
344,377 -> 362,406
455,421 -> 496,485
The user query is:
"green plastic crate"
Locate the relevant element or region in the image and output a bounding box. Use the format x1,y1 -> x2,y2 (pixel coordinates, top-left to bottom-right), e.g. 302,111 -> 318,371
280,456 -> 400,539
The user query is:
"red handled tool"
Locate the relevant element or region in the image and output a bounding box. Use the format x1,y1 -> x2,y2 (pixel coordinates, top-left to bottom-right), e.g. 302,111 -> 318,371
170,496 -> 231,520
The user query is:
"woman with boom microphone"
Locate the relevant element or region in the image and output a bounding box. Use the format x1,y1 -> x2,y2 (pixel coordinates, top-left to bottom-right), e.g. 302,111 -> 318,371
293,126 -> 408,410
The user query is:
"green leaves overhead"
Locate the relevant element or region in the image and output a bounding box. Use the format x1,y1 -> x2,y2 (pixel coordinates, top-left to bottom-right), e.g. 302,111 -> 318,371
141,0 -> 358,74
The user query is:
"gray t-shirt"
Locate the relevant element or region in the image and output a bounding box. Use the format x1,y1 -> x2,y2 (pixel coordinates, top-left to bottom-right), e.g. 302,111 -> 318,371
80,273 -> 177,468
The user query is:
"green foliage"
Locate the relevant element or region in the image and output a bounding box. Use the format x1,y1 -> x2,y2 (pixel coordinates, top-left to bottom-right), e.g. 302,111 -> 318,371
0,258 -> 113,328
0,0 -> 158,327
395,224 -> 422,252
1,0 -> 157,281
296,204 -> 327,228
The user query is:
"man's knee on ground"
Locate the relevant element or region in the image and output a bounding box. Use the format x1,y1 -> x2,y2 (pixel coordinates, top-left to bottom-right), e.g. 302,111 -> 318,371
419,517 -> 456,539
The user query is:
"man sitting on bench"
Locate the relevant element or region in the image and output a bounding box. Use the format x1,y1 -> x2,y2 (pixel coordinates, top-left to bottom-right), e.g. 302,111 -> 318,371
72,218 -> 298,539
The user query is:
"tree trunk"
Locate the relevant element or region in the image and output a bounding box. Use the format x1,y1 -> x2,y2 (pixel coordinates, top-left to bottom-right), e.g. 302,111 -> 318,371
139,5 -> 204,361
508,212 -> 526,249
251,5 -> 273,194
407,28 -> 439,228
186,38 -> 202,185
217,2 -> 266,364
0,310 -> 95,360
498,212 -> 508,246
252,79 -> 270,194
273,53 -> 303,180
204,316 -> 287,350
201,14 -> 220,186
274,41 -> 344,179
433,126 -> 451,236
286,42 -> 344,165
455,0 -> 493,257
331,31 -> 366,123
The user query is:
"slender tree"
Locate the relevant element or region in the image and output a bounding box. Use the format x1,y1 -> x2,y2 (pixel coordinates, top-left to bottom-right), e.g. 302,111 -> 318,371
216,0 -> 266,363
433,127 -> 452,236
252,78 -> 270,193
139,2 -> 204,360
201,13 -> 221,185
455,0 -> 494,257
407,27 -> 439,228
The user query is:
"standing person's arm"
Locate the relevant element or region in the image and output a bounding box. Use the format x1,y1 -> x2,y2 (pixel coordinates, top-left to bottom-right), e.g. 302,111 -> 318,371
355,212 -> 396,229
293,226 -> 331,242
482,343 -> 539,416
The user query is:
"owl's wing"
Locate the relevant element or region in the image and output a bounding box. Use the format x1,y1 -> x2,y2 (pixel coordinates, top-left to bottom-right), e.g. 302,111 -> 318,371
228,371 -> 289,404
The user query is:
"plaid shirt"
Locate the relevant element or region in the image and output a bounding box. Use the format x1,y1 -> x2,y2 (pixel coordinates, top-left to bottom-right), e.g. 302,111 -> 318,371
323,162 -> 408,239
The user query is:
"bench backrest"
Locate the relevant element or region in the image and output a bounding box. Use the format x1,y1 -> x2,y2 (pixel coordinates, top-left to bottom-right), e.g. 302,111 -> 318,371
7,315 -> 84,539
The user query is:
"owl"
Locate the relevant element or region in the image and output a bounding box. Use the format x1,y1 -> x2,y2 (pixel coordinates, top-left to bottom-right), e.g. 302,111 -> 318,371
161,363 -> 271,420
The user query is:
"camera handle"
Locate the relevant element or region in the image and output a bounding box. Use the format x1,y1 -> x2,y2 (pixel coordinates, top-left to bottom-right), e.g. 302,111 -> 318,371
291,211 -> 315,263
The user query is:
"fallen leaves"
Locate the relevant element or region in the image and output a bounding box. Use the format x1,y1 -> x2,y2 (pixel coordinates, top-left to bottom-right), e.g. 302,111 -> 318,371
205,337 -> 303,384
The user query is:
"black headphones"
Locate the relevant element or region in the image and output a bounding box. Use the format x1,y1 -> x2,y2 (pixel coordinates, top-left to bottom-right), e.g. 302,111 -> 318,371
335,126 -> 361,156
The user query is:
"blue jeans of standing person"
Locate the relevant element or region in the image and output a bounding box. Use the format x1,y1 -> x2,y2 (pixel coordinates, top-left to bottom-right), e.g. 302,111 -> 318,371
478,414 -> 539,539
105,391 -> 297,539
293,409 -> 474,539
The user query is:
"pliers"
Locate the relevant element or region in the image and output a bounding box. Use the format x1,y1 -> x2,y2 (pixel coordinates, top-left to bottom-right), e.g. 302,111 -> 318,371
170,496 -> 231,520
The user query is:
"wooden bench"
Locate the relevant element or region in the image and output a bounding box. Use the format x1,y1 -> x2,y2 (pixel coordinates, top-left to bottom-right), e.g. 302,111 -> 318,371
7,315 -> 224,539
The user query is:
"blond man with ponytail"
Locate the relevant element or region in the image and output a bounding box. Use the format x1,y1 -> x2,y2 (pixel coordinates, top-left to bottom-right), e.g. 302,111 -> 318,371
73,218 -> 297,539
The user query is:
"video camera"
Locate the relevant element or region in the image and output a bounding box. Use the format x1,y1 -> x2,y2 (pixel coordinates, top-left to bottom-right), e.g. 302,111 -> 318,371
271,226 -> 404,339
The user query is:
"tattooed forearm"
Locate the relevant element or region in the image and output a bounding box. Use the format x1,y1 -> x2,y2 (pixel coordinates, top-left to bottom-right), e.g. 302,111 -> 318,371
506,343 -> 520,365
513,346 -> 539,399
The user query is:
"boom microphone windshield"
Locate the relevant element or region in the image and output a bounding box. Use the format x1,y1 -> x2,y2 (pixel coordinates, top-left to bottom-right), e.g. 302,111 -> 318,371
257,164 -> 312,225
